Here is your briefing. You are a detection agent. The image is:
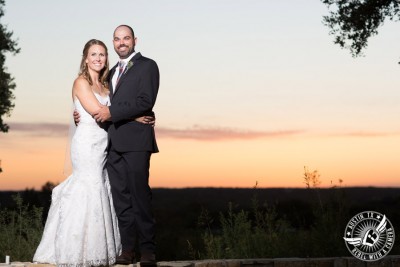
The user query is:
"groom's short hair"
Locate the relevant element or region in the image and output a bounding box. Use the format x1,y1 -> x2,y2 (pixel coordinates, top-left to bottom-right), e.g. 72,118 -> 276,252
114,25 -> 135,38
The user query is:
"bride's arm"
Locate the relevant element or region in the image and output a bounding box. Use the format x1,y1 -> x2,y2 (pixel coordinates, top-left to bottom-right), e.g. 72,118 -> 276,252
73,77 -> 155,125
72,77 -> 103,116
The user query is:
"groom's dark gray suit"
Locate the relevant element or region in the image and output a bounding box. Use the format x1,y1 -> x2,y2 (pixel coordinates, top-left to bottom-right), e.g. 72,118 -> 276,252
107,52 -> 159,255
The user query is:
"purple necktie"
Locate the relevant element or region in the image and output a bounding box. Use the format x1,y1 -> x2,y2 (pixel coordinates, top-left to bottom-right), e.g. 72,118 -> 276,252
116,61 -> 125,86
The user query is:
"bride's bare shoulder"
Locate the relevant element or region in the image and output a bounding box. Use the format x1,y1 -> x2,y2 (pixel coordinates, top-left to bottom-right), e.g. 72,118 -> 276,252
73,76 -> 91,93
73,75 -> 90,87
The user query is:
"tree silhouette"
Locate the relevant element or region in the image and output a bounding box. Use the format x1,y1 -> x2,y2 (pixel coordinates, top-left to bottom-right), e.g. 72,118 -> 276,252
321,0 -> 400,57
0,0 -> 20,133
41,181 -> 57,192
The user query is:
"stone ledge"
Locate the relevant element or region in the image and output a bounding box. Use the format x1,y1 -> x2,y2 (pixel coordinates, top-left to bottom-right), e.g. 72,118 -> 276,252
1,256 -> 399,267
157,256 -> 400,267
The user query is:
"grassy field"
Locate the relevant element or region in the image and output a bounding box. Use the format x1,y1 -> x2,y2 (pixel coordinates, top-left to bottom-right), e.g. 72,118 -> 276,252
1,183 -> 400,261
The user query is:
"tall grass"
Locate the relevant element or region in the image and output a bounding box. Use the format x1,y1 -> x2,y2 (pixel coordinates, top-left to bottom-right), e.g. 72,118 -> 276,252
196,168 -> 349,259
0,194 -> 43,262
199,196 -> 294,259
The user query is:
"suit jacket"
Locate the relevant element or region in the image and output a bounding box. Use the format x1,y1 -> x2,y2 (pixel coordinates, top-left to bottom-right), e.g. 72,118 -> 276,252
108,52 -> 159,153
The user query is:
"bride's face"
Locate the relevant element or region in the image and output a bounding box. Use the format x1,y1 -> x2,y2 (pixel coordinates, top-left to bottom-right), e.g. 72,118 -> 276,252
85,44 -> 107,73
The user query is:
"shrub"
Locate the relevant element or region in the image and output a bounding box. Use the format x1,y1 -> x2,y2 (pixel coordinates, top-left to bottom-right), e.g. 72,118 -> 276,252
0,194 -> 43,262
199,194 -> 292,259
197,168 -> 350,259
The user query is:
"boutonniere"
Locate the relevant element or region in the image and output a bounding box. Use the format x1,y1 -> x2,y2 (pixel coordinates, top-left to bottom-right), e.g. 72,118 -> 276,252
125,61 -> 134,73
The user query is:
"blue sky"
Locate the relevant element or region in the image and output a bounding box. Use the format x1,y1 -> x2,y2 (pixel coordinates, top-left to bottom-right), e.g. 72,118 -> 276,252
1,1 -> 400,189
4,1 -> 400,132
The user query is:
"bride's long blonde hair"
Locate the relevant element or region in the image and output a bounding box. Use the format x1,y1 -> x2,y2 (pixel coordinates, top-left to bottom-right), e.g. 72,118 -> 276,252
78,39 -> 110,89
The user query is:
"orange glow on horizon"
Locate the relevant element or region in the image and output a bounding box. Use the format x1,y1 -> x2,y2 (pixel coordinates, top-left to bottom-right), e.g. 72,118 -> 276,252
151,135 -> 400,188
1,133 -> 399,190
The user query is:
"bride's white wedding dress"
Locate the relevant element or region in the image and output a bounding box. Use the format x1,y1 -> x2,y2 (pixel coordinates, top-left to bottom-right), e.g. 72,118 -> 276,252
33,93 -> 121,267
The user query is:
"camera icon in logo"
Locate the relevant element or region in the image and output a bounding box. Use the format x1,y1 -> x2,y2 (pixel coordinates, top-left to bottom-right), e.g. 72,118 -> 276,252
363,227 -> 380,247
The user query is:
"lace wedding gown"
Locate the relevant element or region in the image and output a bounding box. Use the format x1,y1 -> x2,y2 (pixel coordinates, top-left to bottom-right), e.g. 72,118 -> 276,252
33,93 -> 121,267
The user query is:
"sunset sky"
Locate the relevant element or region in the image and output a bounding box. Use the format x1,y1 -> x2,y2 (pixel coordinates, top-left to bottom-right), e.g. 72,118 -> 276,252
1,1 -> 400,190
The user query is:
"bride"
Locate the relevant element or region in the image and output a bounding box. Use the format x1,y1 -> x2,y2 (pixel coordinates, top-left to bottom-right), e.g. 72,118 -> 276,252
33,39 -> 151,266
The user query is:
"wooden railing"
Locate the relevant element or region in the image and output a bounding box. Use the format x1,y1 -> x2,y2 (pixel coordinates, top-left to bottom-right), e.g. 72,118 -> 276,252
2,256 -> 400,267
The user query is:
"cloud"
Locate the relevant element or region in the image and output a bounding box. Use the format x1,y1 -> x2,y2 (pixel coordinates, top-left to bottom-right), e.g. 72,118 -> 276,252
155,125 -> 303,140
0,122 -> 400,141
5,122 -> 399,141
6,122 -> 69,137
3,122 -> 303,141
328,131 -> 400,138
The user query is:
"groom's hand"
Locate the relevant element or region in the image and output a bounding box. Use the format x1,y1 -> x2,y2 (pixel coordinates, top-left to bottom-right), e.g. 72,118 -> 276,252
93,105 -> 111,123
135,116 -> 156,127
73,110 -> 80,125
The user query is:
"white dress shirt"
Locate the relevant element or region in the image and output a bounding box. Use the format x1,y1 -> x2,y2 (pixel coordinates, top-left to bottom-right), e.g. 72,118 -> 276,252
112,51 -> 137,92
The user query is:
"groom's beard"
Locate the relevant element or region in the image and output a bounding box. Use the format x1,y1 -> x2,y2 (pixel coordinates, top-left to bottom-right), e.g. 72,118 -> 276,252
115,46 -> 134,59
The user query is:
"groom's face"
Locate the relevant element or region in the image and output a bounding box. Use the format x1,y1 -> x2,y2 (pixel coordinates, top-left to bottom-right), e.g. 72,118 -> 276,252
113,26 -> 136,59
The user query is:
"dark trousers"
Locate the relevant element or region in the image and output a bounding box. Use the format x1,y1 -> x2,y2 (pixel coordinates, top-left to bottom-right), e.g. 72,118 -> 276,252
107,146 -> 155,253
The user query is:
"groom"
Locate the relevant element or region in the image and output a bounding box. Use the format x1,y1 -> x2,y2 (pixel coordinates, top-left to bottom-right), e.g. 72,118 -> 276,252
94,25 -> 159,265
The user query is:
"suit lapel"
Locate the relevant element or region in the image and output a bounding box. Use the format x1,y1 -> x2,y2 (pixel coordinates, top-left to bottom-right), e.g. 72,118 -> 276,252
113,52 -> 142,96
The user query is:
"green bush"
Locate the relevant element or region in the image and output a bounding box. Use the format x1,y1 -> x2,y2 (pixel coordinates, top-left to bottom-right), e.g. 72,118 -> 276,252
199,195 -> 292,259
196,169 -> 350,259
0,194 -> 43,262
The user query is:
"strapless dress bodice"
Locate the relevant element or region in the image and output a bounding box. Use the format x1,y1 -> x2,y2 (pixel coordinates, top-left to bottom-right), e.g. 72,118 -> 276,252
74,93 -> 110,125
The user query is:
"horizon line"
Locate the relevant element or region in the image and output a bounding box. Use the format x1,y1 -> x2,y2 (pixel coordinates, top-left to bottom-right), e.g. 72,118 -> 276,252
1,185 -> 400,192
